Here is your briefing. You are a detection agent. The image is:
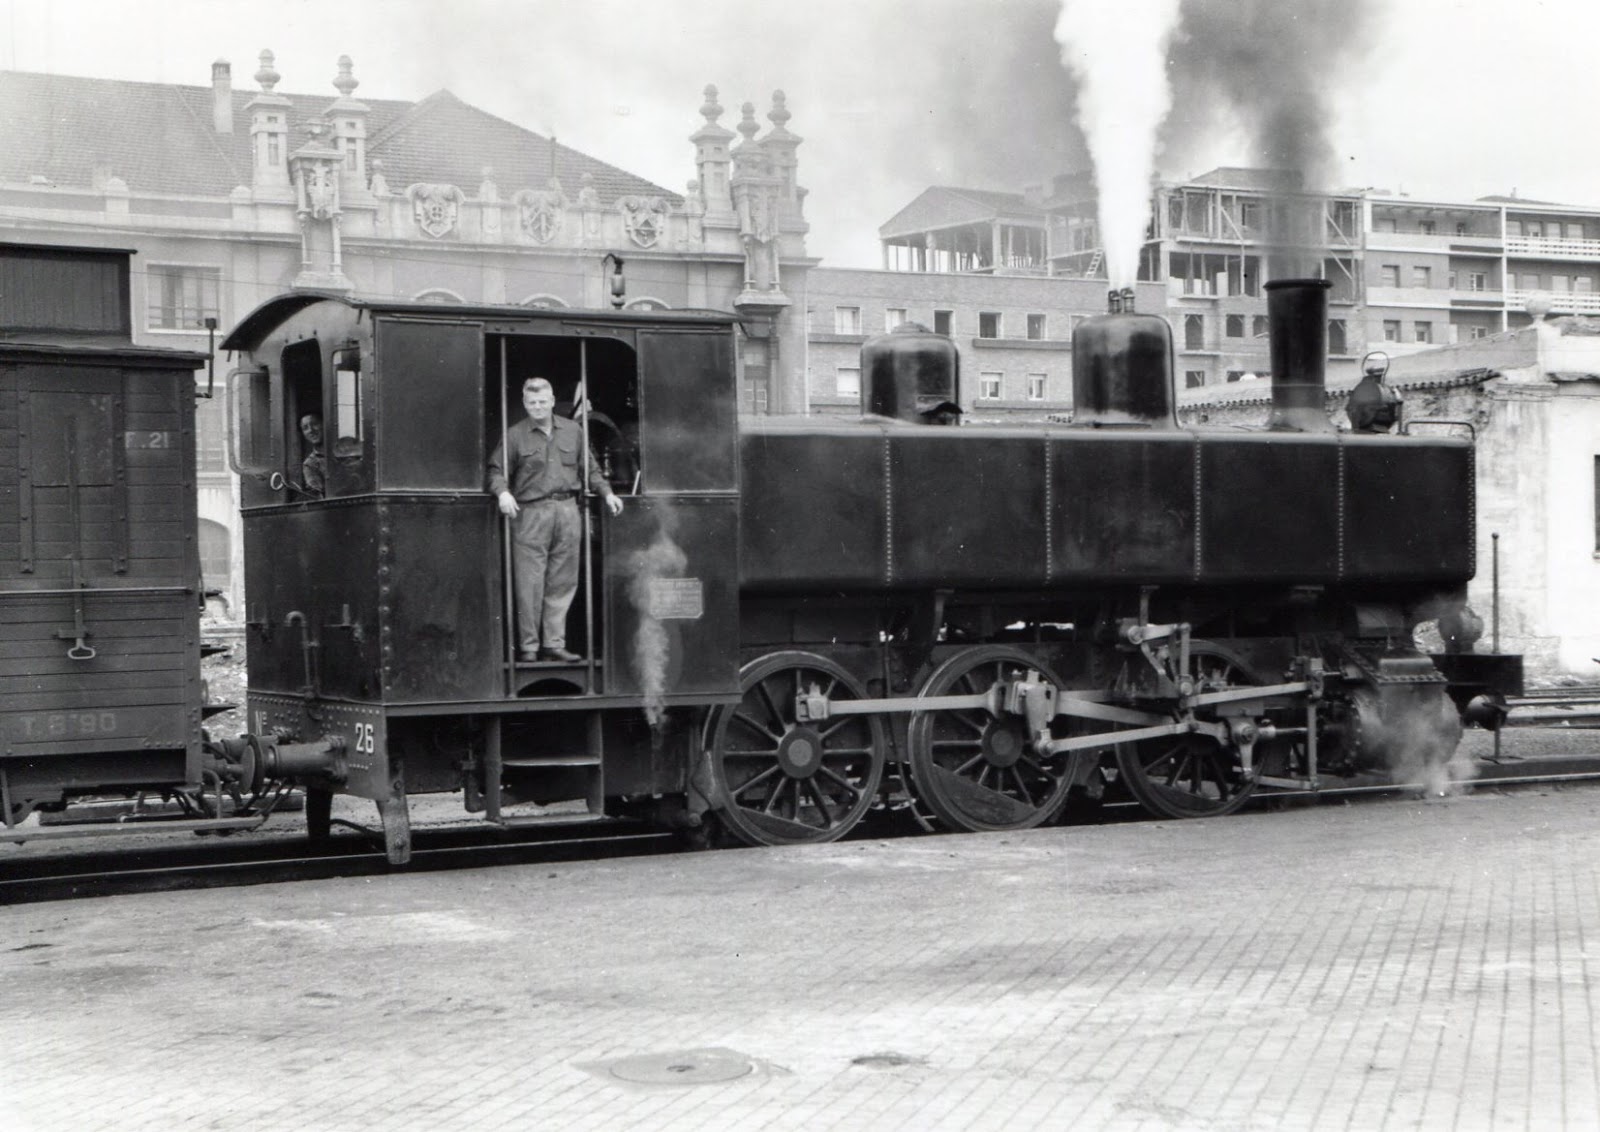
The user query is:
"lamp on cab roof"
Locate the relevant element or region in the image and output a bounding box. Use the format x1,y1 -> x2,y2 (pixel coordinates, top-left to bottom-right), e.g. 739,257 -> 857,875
602,252 -> 626,309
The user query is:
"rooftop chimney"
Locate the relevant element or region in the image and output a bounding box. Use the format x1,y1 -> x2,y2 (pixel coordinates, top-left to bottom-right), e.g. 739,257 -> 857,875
212,60 -> 233,134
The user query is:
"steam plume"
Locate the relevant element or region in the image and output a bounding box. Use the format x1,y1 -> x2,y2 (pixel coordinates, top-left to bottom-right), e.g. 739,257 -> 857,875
1054,0 -> 1183,289
1356,687 -> 1474,798
625,510 -> 687,727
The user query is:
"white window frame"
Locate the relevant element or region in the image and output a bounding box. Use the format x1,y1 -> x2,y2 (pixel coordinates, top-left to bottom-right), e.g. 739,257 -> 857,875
145,262 -> 222,333
978,372 -> 1002,400
1026,313 -> 1046,340
884,307 -> 907,333
978,312 -> 1002,339
835,365 -> 861,400
834,306 -> 862,335
1026,372 -> 1046,401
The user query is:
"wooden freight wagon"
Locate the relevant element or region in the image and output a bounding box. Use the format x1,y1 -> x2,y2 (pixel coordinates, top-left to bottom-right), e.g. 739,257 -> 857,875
0,243 -> 212,829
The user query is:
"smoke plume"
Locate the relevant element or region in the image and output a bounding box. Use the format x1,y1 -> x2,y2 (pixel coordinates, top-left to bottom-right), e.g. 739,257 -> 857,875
1054,0 -> 1183,289
625,509 -> 687,727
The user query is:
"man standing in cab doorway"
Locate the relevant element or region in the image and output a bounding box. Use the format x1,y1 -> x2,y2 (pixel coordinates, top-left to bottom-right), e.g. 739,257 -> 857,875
488,377 -> 623,663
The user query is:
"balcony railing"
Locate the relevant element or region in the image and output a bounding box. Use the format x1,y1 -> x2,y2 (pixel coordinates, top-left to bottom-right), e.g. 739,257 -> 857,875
1505,288 -> 1600,314
1506,236 -> 1600,261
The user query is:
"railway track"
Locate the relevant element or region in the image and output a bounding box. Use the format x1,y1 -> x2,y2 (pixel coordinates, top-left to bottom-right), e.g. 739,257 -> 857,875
8,746 -> 1600,903
0,820 -> 681,905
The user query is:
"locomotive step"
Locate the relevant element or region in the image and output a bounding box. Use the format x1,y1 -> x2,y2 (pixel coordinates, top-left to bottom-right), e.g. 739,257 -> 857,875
486,811 -> 610,829
510,657 -> 604,669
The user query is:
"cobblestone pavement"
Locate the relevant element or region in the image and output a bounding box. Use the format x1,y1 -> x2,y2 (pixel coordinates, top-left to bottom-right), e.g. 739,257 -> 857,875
4,783 -> 1600,1131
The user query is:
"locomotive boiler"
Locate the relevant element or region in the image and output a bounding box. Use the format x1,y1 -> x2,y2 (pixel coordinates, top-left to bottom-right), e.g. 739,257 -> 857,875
214,275 -> 1518,862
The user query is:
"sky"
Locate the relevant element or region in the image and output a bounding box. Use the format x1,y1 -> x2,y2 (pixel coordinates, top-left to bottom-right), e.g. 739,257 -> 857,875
3,0 -> 1599,268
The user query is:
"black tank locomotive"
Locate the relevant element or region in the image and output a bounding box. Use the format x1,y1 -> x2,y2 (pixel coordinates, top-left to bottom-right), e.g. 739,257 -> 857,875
215,277 -> 1517,861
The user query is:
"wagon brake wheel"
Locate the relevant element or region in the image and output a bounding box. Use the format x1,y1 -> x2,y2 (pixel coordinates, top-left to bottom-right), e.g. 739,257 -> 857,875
907,645 -> 1075,832
707,651 -> 886,847
1115,641 -> 1268,819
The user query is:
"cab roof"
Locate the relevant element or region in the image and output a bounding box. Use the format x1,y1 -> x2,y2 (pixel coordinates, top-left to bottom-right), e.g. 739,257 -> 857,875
221,291 -> 739,353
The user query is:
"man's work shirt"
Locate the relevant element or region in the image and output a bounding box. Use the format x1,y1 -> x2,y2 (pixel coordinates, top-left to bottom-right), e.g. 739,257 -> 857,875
488,415 -> 612,502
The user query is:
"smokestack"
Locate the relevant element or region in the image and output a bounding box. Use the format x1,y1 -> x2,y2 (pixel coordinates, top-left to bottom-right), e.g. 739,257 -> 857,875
212,60 -> 233,134
1265,278 -> 1334,432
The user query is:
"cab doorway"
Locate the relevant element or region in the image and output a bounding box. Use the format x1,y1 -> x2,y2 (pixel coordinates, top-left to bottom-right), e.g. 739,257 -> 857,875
485,332 -> 640,693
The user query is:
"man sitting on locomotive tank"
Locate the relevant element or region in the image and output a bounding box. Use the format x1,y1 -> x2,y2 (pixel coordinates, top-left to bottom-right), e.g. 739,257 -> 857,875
488,377 -> 623,663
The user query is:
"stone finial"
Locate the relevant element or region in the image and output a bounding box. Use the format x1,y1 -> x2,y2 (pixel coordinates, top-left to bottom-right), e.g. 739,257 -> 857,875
369,158 -> 390,195
333,55 -> 359,97
255,50 -> 280,93
737,102 -> 760,144
700,84 -> 724,125
767,91 -> 790,131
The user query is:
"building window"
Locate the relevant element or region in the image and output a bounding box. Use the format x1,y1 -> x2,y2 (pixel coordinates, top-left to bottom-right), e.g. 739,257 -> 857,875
834,306 -> 861,335
1375,218 -> 1397,233
147,265 -> 221,330
196,397 -> 226,472
1251,315 -> 1268,338
414,288 -> 464,303
1468,272 -> 1487,292
1506,220 -> 1523,237
1383,320 -> 1401,342
1552,276 -> 1571,293
1577,278 -> 1595,294
1026,313 -> 1046,340
1419,220 -> 1436,236
1225,369 -> 1245,383
836,365 -> 861,399
1328,319 -> 1347,355
884,307 -> 907,332
1184,369 -> 1206,389
1026,372 -> 1046,400
198,519 -> 230,591
1225,314 -> 1244,338
1380,265 -> 1400,287
521,293 -> 567,308
979,372 -> 1002,400
1184,314 -> 1204,350
1567,222 -> 1586,240
1469,326 -> 1489,340
1456,222 -> 1469,236
745,380 -> 769,415
1414,321 -> 1432,344
1412,266 -> 1432,288
933,309 -> 953,336
978,312 -> 1001,339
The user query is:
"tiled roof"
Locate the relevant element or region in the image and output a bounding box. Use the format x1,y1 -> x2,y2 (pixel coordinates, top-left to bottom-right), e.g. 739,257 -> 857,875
0,69 -> 676,204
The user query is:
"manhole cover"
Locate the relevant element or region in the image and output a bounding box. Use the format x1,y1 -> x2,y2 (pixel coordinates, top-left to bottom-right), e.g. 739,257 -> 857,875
607,1048 -> 755,1086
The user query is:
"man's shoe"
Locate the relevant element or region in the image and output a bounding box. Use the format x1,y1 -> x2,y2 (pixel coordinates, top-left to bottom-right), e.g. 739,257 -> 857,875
538,647 -> 583,663
515,650 -> 539,664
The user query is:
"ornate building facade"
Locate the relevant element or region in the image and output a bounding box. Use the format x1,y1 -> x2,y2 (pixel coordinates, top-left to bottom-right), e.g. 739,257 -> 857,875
0,55 -> 814,610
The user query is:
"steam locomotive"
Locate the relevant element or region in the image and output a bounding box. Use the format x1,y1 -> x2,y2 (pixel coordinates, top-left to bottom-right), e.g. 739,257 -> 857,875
210,275 -> 1517,861
1,238 -> 1517,863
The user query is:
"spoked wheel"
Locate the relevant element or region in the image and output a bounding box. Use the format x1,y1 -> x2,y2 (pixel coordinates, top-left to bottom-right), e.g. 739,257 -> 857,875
1115,642 -> 1267,819
907,646 -> 1075,832
707,651 -> 886,847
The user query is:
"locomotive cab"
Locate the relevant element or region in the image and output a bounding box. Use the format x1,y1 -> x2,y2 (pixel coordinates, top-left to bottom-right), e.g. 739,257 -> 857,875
223,295 -> 743,860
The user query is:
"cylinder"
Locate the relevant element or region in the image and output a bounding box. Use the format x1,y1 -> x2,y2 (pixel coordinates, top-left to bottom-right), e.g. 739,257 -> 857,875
861,323 -> 959,423
1070,313 -> 1177,428
1266,278 -> 1335,432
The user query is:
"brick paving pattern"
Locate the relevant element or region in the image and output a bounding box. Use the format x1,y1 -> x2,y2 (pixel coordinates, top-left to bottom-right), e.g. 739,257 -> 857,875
3,783 -> 1600,1130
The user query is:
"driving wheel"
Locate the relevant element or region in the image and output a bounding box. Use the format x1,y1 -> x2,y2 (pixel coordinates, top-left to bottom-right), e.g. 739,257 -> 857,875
907,645 -> 1074,832
707,651 -> 886,846
1115,642 -> 1265,819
